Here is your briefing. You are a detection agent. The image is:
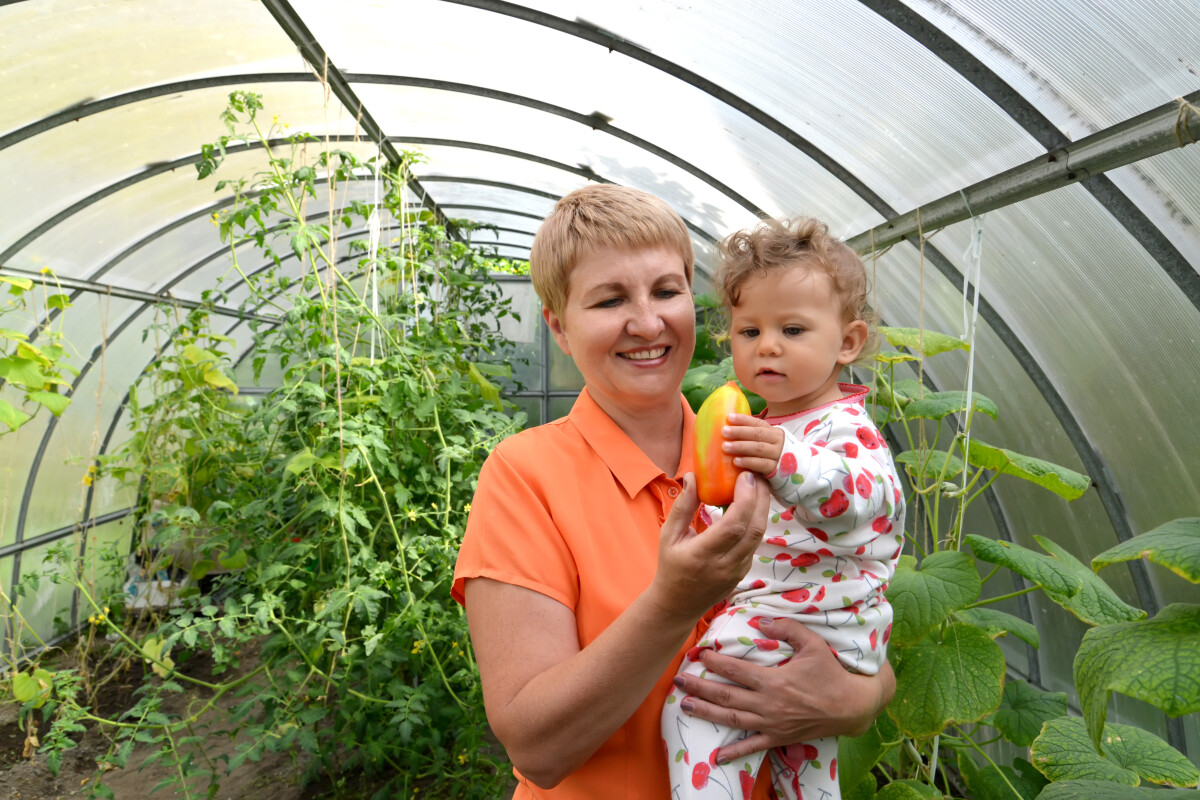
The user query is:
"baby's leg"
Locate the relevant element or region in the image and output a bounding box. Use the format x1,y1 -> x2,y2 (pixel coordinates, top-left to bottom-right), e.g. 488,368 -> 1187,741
663,607 -> 791,798
769,735 -> 841,800
662,699 -> 764,799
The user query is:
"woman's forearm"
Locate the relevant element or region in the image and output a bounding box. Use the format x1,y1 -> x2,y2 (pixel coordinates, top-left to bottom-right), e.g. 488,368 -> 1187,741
466,579 -> 696,787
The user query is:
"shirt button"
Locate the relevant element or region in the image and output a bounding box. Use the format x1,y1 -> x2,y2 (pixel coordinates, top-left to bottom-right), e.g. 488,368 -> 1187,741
667,486 -> 680,498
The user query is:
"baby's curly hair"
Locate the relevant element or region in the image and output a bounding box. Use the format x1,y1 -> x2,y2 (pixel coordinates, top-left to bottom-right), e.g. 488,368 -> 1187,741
715,217 -> 880,363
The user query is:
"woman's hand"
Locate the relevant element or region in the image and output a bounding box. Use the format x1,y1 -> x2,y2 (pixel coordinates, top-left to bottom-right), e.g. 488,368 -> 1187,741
671,617 -> 895,762
647,470 -> 771,625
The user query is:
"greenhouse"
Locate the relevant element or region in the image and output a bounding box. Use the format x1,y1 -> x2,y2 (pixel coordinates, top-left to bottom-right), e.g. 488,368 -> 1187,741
1,1 -> 1198,798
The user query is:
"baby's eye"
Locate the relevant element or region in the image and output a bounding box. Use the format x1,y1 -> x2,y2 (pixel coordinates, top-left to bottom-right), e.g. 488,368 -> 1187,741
740,328 -> 759,338
784,326 -> 804,336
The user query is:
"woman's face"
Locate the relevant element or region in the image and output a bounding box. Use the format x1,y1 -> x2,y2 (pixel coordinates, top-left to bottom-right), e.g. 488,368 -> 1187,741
543,246 -> 695,419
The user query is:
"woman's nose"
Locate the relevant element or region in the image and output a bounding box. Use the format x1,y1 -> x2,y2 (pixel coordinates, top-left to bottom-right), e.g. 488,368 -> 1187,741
626,299 -> 665,338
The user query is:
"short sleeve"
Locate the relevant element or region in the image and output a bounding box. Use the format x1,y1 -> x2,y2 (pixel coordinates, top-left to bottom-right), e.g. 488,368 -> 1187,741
452,443 -> 580,611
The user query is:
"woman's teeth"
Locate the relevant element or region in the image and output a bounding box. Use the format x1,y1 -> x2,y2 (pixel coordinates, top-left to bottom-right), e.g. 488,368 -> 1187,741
622,347 -> 667,360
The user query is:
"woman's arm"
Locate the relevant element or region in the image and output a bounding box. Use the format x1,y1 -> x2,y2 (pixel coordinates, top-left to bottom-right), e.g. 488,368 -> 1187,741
465,472 -> 771,788
671,618 -> 895,762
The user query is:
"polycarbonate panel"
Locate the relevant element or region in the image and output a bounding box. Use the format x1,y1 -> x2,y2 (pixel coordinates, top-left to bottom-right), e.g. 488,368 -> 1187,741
354,83 -> 755,237
6,516 -> 135,657
907,0 -> 1200,139
0,0 -> 300,134
1105,143 -> 1200,274
485,0 -> 1042,212
1,82 -> 355,263
19,297 -> 149,539
422,182 -> 556,221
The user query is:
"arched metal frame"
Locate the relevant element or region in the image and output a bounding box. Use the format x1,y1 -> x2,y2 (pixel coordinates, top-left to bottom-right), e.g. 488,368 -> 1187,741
0,0 -> 1193,751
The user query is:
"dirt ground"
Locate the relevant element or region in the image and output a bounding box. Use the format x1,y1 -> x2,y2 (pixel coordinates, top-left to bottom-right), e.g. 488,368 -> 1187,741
1,639 -> 312,800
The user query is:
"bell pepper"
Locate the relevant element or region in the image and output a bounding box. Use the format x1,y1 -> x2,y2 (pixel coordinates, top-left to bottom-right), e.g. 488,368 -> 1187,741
694,381 -> 750,506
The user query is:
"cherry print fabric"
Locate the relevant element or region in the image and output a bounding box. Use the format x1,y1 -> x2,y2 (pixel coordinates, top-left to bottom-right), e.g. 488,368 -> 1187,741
663,384 -> 904,800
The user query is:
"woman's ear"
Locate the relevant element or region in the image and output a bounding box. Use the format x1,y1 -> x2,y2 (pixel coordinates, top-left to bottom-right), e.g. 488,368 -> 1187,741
543,306 -> 571,355
837,319 -> 870,365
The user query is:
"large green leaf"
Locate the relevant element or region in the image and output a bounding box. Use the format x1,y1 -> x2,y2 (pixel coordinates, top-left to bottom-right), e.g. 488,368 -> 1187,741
1036,780 -> 1200,800
964,440 -> 1090,500
895,449 -> 964,483
876,780 -> 943,800
1031,717 -> 1198,787
880,327 -> 969,357
958,753 -> 1047,800
1074,603 -> 1200,751
1091,518 -> 1200,583
964,535 -> 1081,598
0,355 -> 45,388
886,551 -> 981,645
955,607 -> 1041,648
844,774 -> 879,800
682,361 -> 733,413
903,391 -> 998,422
989,679 -> 1068,747
1034,536 -> 1145,626
12,668 -> 53,707
889,622 -> 1005,737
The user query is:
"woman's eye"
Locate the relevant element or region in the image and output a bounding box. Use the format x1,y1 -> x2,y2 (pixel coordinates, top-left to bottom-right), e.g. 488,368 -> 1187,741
596,297 -> 622,308
656,289 -> 682,299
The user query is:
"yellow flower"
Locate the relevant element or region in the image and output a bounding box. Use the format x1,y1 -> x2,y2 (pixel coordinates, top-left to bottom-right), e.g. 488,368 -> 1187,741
411,640 -> 425,654
463,503 -> 471,513
431,502 -> 437,509
272,114 -> 279,125
406,509 -> 417,521
39,266 -> 53,275
457,753 -> 468,765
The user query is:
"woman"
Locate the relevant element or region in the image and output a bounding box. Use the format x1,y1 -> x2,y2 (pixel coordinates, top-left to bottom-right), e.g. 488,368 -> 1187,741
452,185 -> 894,799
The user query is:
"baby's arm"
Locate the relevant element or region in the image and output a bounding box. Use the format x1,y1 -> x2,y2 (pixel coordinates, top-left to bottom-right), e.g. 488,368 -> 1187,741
765,416 -> 898,545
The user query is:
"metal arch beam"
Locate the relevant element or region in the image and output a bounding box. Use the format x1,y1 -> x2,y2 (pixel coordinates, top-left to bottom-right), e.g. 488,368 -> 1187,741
858,0 -> 1199,312
344,74 -> 767,220
437,0 -> 891,215
432,0 -> 1173,631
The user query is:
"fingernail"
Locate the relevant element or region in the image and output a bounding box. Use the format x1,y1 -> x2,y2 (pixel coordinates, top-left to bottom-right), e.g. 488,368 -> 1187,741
742,472 -> 756,485
680,699 -> 694,713
673,675 -> 685,688
716,754 -> 729,765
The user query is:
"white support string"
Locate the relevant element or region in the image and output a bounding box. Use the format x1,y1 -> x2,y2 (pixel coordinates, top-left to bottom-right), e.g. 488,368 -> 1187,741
367,141 -> 382,362
959,190 -> 984,470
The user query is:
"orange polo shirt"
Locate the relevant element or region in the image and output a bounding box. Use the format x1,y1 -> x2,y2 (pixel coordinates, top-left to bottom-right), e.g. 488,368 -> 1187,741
453,388 -> 771,800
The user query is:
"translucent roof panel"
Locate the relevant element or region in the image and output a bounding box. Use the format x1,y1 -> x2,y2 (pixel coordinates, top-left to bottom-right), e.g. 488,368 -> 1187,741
0,0 -> 303,133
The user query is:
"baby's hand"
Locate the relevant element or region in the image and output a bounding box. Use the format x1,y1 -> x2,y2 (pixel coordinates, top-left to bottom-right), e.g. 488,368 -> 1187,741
722,414 -> 785,478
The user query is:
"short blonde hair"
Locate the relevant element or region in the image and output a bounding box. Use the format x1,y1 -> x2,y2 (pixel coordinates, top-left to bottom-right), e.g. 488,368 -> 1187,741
530,185 -> 694,316
716,217 -> 880,361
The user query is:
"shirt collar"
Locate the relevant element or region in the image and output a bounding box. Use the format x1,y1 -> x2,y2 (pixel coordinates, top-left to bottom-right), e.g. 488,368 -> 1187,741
568,387 -> 696,499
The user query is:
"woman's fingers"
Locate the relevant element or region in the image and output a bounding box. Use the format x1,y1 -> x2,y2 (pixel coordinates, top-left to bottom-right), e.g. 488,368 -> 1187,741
677,618 -> 893,761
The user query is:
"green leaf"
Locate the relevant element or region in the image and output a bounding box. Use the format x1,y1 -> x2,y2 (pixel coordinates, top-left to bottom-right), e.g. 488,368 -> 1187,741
1035,780 -> 1200,800
682,361 -> 735,413
46,293 -> 72,309
189,559 -> 216,581
0,397 -> 32,432
1091,518 -> 1200,583
839,720 -> 884,794
955,607 -> 1041,648
202,368 -> 238,393
0,275 -> 34,291
0,355 -> 45,388
1031,717 -> 1198,787
990,679 -> 1068,747
844,774 -> 878,800
874,351 -> 920,364
903,391 -> 998,422
1074,603 -> 1200,751
889,622 -> 1005,737
875,779 -> 943,800
964,440 -> 1090,500
12,668 -> 53,707
894,449 -> 964,482
965,535 -> 1081,598
219,550 -> 248,570
886,551 -> 981,645
27,390 -> 70,416
958,752 -> 1047,800
1034,536 -> 1145,626
467,361 -> 501,408
880,327 -> 969,357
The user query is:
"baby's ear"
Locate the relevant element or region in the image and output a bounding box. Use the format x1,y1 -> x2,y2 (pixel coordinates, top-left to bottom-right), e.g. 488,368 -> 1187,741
838,320 -> 870,364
